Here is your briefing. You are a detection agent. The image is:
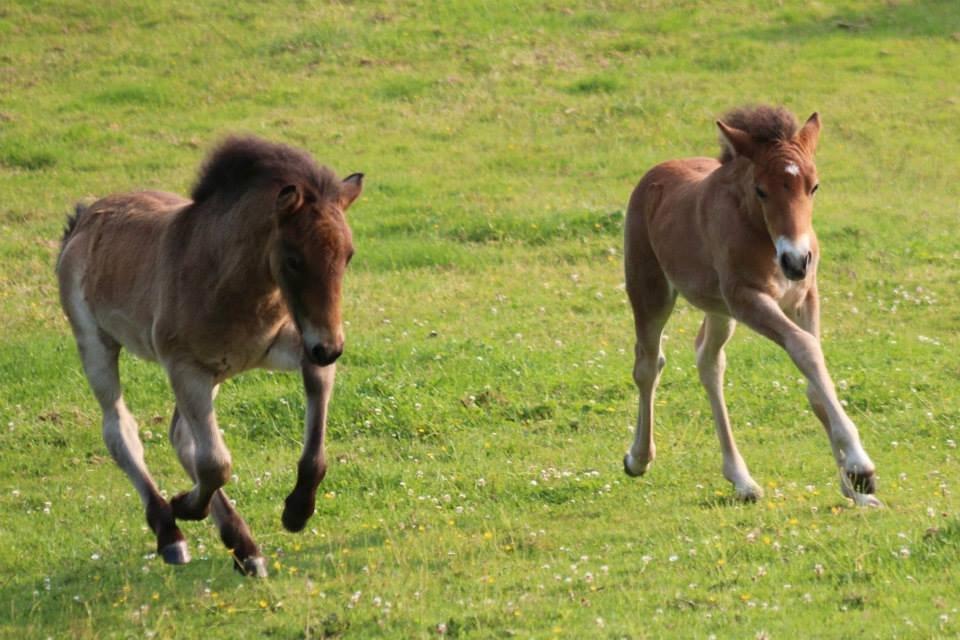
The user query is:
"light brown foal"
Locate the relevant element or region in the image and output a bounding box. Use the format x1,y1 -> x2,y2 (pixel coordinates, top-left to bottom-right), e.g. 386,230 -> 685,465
622,106 -> 879,506
57,137 -> 364,575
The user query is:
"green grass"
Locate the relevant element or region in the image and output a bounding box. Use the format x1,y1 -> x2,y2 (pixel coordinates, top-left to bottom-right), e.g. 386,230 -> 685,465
2,0 -> 960,637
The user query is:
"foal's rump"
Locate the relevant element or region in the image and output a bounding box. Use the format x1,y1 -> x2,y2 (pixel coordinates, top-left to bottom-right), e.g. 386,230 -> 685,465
57,190 -> 188,359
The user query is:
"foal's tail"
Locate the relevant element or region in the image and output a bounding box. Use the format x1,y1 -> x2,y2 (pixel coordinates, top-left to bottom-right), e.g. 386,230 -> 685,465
57,201 -> 90,267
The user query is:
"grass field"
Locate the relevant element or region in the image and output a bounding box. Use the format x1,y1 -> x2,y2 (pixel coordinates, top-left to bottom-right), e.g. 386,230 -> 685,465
2,1 -> 959,637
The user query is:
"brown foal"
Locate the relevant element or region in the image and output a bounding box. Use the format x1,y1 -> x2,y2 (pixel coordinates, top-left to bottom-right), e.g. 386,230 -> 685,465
622,106 -> 879,506
57,137 -> 364,575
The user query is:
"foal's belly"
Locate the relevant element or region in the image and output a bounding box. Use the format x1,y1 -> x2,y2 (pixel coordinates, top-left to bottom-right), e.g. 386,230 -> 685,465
662,273 -> 730,316
673,283 -> 730,317
657,248 -> 731,317
97,309 -> 160,362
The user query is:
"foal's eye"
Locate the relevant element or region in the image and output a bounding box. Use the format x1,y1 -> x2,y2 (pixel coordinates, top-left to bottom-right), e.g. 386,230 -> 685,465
755,186 -> 767,200
811,183 -> 820,195
346,250 -> 354,266
284,252 -> 304,274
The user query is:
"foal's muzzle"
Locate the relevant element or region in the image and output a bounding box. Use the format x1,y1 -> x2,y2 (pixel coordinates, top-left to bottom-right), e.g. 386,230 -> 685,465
309,343 -> 342,367
779,251 -> 812,281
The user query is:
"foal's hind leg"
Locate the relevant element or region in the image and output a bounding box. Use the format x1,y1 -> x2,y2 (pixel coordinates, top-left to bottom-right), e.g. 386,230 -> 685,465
622,271 -> 676,477
623,313 -> 672,476
695,314 -> 762,501
170,407 -> 267,577
69,330 -> 188,563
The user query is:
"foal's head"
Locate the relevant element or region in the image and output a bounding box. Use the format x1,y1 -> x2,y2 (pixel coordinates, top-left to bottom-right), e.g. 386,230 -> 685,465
271,173 -> 363,366
717,107 -> 821,281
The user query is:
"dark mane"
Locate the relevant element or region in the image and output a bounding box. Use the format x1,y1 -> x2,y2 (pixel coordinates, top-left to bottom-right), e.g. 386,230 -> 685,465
718,105 -> 798,164
191,136 -> 338,205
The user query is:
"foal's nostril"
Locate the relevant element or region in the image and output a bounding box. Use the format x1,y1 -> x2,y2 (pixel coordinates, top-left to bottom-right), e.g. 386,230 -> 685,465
311,344 -> 342,366
779,253 -> 807,281
805,251 -> 813,267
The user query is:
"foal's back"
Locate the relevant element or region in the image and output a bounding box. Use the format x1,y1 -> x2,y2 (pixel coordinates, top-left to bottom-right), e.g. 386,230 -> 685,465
58,190 -> 188,360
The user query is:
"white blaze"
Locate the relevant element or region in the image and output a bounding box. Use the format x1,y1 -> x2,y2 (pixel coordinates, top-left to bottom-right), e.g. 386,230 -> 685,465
785,162 -> 800,176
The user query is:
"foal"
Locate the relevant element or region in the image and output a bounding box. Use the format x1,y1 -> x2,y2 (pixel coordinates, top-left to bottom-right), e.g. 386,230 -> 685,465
622,106 -> 879,506
57,137 -> 364,575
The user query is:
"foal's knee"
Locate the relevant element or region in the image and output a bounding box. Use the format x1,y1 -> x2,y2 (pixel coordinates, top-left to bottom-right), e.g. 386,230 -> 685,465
167,408 -> 182,445
195,453 -> 232,489
101,408 -> 143,460
696,346 -> 725,385
633,347 -> 663,387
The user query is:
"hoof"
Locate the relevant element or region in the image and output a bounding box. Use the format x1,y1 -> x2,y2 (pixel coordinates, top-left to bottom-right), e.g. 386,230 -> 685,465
623,453 -> 651,478
233,554 -> 268,578
839,468 -> 881,506
846,470 -> 876,495
733,483 -> 764,503
159,540 -> 191,565
281,505 -> 311,533
851,492 -> 884,508
282,493 -> 315,533
170,492 -> 210,521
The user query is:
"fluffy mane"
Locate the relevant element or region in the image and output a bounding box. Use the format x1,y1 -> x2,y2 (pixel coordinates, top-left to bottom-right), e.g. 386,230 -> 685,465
718,105 -> 799,164
191,136 -> 338,205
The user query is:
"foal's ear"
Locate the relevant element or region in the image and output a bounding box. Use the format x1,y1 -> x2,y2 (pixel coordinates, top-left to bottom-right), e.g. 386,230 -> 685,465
716,121 -> 756,160
276,184 -> 304,221
339,173 -> 364,210
796,112 -> 821,155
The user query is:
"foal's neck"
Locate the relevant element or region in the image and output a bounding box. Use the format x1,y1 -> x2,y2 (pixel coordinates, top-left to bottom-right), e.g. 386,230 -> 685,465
193,192 -> 281,302
724,160 -> 766,232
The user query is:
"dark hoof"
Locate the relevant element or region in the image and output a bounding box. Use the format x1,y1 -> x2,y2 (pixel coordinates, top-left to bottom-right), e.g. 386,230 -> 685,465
233,554 -> 268,578
281,505 -> 312,533
848,470 -> 876,495
282,492 -> 315,533
623,454 -> 649,478
623,455 -> 639,477
159,540 -> 191,565
170,492 -> 210,521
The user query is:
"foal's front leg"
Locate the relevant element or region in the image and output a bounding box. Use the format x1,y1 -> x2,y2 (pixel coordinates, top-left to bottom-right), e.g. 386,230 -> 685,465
170,407 -> 267,577
794,286 -> 880,506
282,362 -> 335,532
166,362 -> 233,520
729,287 -> 879,506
